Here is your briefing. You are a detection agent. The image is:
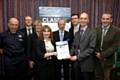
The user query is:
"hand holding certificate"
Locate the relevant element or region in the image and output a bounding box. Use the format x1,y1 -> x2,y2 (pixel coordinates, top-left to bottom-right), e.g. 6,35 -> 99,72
56,41 -> 70,60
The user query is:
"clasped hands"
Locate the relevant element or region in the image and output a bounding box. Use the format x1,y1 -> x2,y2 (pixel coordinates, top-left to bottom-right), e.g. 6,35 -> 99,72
95,52 -> 102,60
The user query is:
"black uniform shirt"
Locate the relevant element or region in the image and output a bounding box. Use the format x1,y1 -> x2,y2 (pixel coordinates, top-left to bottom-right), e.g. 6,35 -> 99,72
0,30 -> 26,59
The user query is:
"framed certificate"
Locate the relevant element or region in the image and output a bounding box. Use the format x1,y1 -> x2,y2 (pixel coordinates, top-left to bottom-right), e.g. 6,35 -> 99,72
56,41 -> 70,60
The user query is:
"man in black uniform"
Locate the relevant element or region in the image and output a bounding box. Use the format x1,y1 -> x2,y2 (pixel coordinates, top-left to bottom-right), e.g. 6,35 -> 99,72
0,17 -> 28,80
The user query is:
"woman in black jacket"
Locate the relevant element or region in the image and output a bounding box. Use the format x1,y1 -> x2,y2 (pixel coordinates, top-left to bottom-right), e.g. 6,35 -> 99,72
30,21 -> 57,80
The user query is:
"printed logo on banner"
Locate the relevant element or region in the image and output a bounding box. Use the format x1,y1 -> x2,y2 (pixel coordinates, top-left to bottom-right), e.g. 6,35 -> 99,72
39,7 -> 71,31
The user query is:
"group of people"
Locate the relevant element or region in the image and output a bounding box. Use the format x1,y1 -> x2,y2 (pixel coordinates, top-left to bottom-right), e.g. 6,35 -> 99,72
0,12 -> 120,80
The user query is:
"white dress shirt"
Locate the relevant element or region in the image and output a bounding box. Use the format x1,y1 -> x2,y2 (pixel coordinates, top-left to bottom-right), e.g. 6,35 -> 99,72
26,26 -> 33,36
74,24 -> 80,35
44,39 -> 54,52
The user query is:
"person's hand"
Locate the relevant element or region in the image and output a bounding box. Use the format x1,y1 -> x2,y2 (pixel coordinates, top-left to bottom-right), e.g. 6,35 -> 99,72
96,52 -> 102,60
70,56 -> 77,61
44,52 -> 57,58
0,48 -> 4,55
29,61 -> 34,69
52,52 -> 57,56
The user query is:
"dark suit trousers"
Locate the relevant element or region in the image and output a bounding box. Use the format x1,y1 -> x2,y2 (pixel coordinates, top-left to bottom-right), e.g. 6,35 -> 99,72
55,60 -> 70,80
4,56 -> 29,80
70,61 -> 75,80
62,60 -> 70,80
74,62 -> 95,80
95,61 -> 104,80
95,61 -> 113,80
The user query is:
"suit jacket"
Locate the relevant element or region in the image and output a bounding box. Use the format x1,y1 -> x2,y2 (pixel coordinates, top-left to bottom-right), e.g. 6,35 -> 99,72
71,27 -> 96,72
53,30 -> 71,48
95,25 -> 120,67
0,30 -> 27,64
20,27 -> 35,60
29,33 -> 46,62
30,33 -> 56,63
20,27 -> 35,38
68,24 -> 74,44
69,24 -> 80,47
30,33 -> 57,80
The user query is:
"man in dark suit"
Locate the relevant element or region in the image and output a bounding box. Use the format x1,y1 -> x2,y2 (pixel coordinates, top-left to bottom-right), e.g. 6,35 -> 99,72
53,19 -> 71,80
69,14 -> 80,44
70,12 -> 96,80
69,14 -> 80,80
95,13 -> 120,80
20,16 -> 34,37
20,16 -> 35,80
20,16 -> 35,63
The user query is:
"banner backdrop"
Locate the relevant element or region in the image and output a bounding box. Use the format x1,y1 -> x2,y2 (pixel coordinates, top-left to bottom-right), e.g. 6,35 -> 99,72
39,7 -> 71,31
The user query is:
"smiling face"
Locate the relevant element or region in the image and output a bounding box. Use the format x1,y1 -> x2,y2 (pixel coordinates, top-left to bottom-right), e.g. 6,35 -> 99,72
101,13 -> 112,27
79,12 -> 89,27
34,20 -> 42,33
25,16 -> 33,26
42,25 -> 52,39
8,18 -> 19,33
71,15 -> 79,26
35,24 -> 42,33
58,19 -> 66,31
43,28 -> 51,39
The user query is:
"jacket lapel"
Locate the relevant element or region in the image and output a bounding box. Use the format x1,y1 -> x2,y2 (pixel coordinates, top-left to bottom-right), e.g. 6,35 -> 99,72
103,26 -> 112,41
80,27 -> 89,42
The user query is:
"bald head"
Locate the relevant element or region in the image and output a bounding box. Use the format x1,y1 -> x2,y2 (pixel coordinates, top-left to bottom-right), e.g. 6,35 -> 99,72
8,17 -> 19,33
79,12 -> 89,27
9,18 -> 19,24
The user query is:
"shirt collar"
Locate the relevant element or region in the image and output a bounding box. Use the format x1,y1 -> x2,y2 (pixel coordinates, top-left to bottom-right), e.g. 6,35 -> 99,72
59,30 -> 64,33
74,24 -> 80,29
80,25 -> 88,31
102,25 -> 110,30
26,26 -> 32,29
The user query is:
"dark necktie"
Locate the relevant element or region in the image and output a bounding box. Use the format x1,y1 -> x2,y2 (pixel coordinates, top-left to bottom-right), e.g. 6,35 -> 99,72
27,28 -> 31,36
80,30 -> 84,41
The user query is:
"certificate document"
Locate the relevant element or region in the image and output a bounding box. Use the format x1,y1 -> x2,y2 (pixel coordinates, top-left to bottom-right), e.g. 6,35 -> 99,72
56,41 -> 70,60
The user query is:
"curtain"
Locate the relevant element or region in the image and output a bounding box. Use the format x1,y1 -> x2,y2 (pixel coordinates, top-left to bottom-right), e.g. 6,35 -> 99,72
0,0 -> 120,32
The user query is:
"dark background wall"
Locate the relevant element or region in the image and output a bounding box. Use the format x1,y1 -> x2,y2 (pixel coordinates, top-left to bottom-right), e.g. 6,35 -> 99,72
0,0 -> 120,32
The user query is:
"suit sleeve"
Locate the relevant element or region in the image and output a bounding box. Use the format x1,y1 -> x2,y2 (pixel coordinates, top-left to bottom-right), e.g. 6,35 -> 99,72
35,41 -> 46,58
31,35 -> 46,62
70,32 -> 80,56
